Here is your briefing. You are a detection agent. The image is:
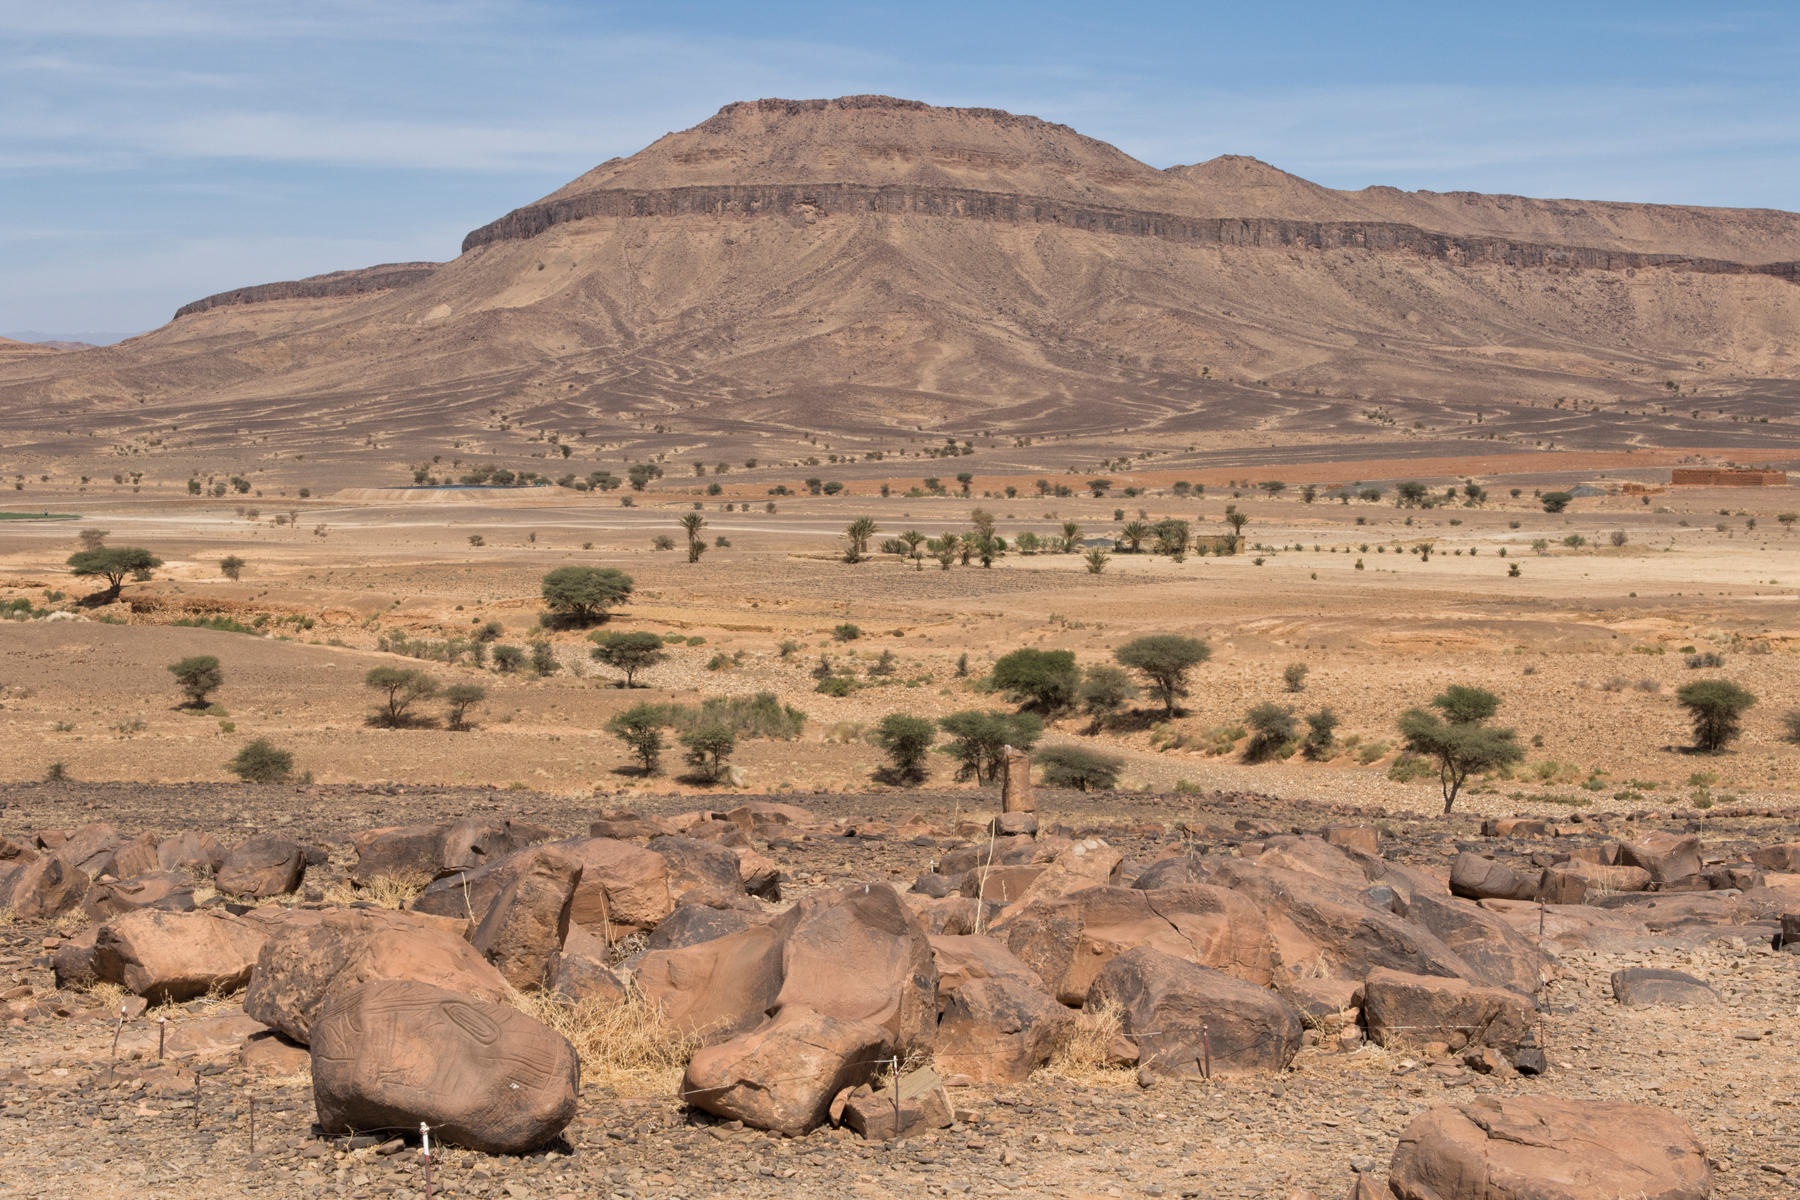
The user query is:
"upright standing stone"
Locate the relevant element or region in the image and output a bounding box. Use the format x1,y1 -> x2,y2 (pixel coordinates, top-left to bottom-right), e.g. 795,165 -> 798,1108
1001,746 -> 1035,813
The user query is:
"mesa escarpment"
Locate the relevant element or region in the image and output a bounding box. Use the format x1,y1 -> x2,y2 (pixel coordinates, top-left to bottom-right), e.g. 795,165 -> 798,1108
4,94 -> 1800,470
172,262 -> 443,319
460,179 -> 1800,283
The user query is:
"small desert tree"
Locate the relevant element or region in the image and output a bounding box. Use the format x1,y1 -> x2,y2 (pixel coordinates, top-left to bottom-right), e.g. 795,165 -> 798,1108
990,648 -> 1080,713
1077,664 -> 1138,732
590,631 -> 668,687
77,528 -> 108,550
607,703 -> 666,774
1036,744 -> 1123,792
443,683 -> 486,731
680,724 -> 736,783
540,566 -> 633,626
1117,521 -> 1151,553
899,529 -> 927,571
1242,702 -> 1297,762
1675,680 -> 1756,753
1302,707 -> 1339,760
67,546 -> 161,598
219,555 -> 246,581
229,738 -> 293,783
1085,546 -> 1109,574
938,710 -> 1043,783
1396,685 -> 1522,813
365,666 -> 439,727
873,713 -> 935,785
1115,634 -> 1211,718
167,655 -> 223,707
1540,491 -> 1573,514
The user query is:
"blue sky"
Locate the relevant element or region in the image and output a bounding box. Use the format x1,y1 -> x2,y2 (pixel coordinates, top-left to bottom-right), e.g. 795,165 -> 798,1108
3,0 -> 1796,339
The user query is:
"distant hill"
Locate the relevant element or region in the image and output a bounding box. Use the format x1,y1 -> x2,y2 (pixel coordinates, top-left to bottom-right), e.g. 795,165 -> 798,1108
2,95 -> 1796,477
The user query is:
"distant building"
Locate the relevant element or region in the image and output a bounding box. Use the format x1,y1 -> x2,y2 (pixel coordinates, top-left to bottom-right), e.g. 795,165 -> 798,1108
1669,468 -> 1788,487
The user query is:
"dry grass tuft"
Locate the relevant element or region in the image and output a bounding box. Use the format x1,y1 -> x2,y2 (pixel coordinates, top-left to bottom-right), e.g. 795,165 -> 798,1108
510,985 -> 703,1096
1040,995 -> 1132,1086
314,871 -> 430,911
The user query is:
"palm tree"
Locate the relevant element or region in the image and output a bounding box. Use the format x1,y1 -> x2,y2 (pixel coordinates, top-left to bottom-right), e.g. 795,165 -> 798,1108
843,517 -> 880,563
1117,520 -> 1152,553
680,512 -> 707,563
899,529 -> 927,570
1059,521 -> 1083,554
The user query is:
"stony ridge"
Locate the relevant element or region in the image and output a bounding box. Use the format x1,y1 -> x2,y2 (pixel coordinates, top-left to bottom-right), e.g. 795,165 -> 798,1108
460,182 -> 1800,282
172,262 -> 443,320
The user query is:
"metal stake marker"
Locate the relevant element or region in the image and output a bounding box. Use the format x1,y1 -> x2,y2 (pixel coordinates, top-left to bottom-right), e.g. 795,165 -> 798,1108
890,1056 -> 902,1140
193,1073 -> 201,1130
157,1016 -> 166,1061
421,1122 -> 435,1200
1538,900 -> 1547,937
248,1095 -> 255,1154
1201,1024 -> 1212,1082
107,1004 -> 126,1081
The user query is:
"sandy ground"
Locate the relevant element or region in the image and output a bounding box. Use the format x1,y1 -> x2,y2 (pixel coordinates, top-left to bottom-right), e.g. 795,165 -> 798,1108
1,472 -> 1795,816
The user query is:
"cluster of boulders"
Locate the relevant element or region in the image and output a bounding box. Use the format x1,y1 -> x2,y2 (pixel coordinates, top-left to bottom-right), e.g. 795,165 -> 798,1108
5,795 -> 1794,1191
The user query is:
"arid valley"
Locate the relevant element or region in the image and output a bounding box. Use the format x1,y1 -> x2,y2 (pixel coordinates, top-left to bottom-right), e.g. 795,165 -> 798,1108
2,86 -> 1797,1200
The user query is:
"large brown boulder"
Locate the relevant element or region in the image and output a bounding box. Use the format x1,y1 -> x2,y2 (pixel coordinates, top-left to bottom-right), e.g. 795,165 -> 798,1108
1748,843 -> 1800,873
311,979 -> 579,1154
111,833 -> 162,880
156,831 -> 225,875
647,836 -> 744,895
1001,883 -> 1273,1005
934,975 -> 1071,1084
215,834 -> 306,898
928,933 -> 1045,994
244,908 -> 510,1045
1388,1095 -> 1711,1200
1364,859 -> 1549,996
557,837 -> 674,935
681,1005 -> 893,1137
83,871 -> 197,921
51,927 -> 102,989
93,909 -> 268,1003
635,923 -> 788,1040
351,819 -> 552,887
1089,947 -> 1302,1077
470,847 -> 582,992
1362,967 -> 1535,1053
57,823 -> 121,878
1449,854 -> 1538,902
1611,967 -> 1717,1008
638,882 -> 936,1055
0,852 -> 89,919
1617,832 -> 1703,887
770,883 -> 937,1055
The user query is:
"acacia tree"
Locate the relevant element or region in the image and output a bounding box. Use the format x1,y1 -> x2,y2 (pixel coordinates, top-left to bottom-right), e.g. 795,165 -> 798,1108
1115,634 -> 1211,718
167,655 -> 223,707
365,666 -> 440,727
937,710 -> 1043,783
1675,680 -> 1756,753
991,648 -> 1080,713
219,555 -> 246,581
540,566 -> 633,626
67,547 -> 161,598
590,631 -> 668,687
607,703 -> 666,774
1396,685 -> 1522,813
443,683 -> 487,731
873,713 -> 935,785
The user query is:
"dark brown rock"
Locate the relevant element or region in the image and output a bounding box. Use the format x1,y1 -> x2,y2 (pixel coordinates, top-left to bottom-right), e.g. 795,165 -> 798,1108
1363,967 -> 1535,1054
1449,853 -> 1538,902
1089,946 -> 1304,1077
469,846 -> 582,992
1388,1095 -> 1710,1200
215,834 -> 305,898
680,1004 -> 893,1137
1610,967 -> 1717,1007
933,975 -> 1071,1084
311,979 -> 579,1154
92,909 -> 268,1003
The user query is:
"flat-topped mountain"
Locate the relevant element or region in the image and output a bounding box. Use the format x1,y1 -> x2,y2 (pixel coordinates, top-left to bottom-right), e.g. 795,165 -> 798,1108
2,96 -> 1797,480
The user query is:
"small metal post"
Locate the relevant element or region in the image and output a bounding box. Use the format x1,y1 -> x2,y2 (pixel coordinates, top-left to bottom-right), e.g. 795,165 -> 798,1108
193,1073 -> 202,1129
1201,1023 -> 1212,1081
157,1016 -> 167,1061
890,1056 -> 902,1139
421,1122 -> 435,1200
248,1095 -> 255,1154
107,1004 -> 126,1081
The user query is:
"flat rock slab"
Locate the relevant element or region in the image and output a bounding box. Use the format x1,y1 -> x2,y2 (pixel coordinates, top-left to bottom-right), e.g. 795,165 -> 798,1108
1611,967 -> 1717,1007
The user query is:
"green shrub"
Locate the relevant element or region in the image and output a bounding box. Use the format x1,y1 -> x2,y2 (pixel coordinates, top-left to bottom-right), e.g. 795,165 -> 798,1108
873,713 -> 935,785
229,738 -> 293,783
938,710 -> 1043,782
1036,744 -> 1124,792
680,724 -> 736,783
